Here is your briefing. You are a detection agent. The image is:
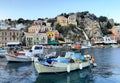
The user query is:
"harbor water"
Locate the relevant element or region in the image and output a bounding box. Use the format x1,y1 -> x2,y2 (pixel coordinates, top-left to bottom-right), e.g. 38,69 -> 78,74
0,47 -> 120,83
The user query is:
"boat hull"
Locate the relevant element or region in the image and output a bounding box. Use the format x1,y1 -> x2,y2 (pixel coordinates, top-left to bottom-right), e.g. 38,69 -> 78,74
5,55 -> 33,62
0,54 -> 6,58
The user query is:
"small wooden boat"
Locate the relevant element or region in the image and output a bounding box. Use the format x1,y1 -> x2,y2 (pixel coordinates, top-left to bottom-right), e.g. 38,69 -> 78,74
34,48 -> 97,74
5,45 -> 45,62
34,59 -> 90,73
5,50 -> 34,62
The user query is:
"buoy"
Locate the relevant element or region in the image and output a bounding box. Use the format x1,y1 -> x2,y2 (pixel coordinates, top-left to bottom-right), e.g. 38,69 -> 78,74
93,63 -> 97,67
67,64 -> 70,73
31,57 -> 34,61
79,63 -> 83,70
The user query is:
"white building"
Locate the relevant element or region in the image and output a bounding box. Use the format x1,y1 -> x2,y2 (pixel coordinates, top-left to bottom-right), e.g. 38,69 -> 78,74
103,36 -> 117,44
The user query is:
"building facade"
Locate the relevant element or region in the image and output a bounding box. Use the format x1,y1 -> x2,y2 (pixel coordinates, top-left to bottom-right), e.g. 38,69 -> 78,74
111,26 -> 120,40
68,15 -> 77,26
25,32 -> 48,47
28,24 -> 40,33
28,24 -> 52,33
0,29 -> 21,47
57,16 -> 68,26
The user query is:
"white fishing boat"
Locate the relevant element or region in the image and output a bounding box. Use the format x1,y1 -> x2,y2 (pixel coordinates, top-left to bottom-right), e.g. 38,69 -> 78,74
34,59 -> 90,73
34,50 -> 95,73
5,50 -> 34,62
5,55 -> 33,62
5,45 -> 45,62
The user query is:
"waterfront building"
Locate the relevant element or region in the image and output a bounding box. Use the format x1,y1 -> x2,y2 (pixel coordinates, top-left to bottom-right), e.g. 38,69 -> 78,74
102,36 -> 117,44
24,32 -> 34,47
0,29 -> 21,47
94,36 -> 117,44
38,33 -> 48,44
26,22 -> 54,46
24,32 -> 48,47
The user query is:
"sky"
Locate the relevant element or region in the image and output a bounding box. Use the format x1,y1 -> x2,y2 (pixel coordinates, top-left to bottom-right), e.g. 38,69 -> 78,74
0,0 -> 120,23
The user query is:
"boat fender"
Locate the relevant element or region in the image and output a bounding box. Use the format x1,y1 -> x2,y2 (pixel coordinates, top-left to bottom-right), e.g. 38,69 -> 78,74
67,64 -> 70,73
90,57 -> 95,63
93,63 -> 97,67
31,57 -> 34,62
79,63 -> 82,70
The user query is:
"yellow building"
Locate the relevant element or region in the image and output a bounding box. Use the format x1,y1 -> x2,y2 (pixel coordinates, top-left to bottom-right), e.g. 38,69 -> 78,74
57,16 -> 68,26
46,31 -> 55,41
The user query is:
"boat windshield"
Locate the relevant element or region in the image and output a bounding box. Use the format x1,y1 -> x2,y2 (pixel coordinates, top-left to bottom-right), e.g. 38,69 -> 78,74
35,46 -> 43,50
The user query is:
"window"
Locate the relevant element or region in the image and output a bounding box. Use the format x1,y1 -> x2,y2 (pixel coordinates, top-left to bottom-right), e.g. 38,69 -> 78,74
17,32 -> 18,36
2,37 -> 3,40
5,38 -> 7,40
35,46 -> 42,50
2,32 -> 4,35
10,32 -> 11,35
5,32 -> 7,35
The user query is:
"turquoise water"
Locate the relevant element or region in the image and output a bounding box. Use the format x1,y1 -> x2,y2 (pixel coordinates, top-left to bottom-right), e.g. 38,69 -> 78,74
89,48 -> 120,83
0,48 -> 120,83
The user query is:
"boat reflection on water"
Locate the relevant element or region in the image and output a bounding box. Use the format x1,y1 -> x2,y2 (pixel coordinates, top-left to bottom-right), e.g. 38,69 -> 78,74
6,62 -> 32,69
35,67 -> 93,83
1,62 -> 37,83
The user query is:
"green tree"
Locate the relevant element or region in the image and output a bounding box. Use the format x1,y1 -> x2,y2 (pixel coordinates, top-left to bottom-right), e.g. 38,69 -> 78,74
42,22 -> 46,26
17,18 -> 25,24
99,16 -> 108,22
106,21 -> 113,29
55,24 -> 63,33
8,18 -> 12,25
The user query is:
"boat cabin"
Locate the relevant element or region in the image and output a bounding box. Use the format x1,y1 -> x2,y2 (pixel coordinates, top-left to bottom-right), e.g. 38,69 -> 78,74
31,45 -> 44,56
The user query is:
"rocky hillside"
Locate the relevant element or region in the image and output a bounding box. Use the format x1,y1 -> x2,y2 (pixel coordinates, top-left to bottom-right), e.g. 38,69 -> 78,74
55,11 -> 115,42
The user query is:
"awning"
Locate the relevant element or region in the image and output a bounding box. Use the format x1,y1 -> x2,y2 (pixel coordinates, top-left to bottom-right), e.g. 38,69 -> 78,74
48,41 -> 59,45
58,40 -> 65,44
